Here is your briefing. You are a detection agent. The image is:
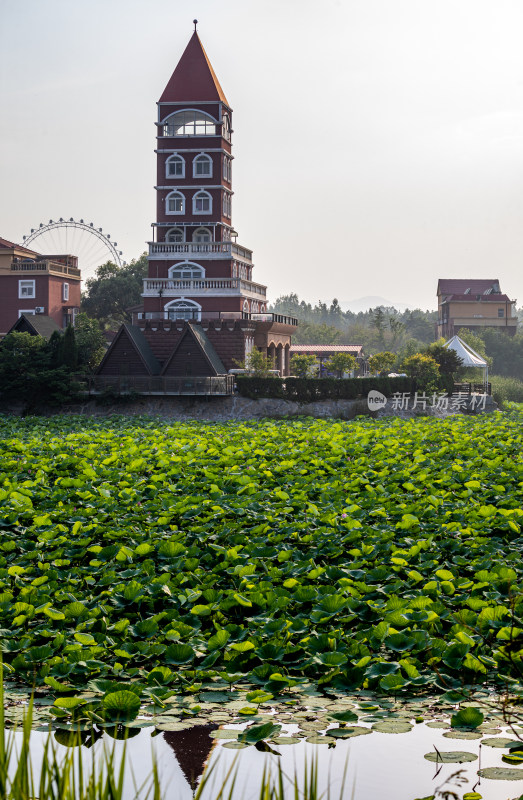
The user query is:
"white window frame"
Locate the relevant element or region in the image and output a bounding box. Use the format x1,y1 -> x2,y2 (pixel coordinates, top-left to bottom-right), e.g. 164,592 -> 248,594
193,153 -> 213,178
166,154 -> 185,178
162,109 -> 218,137
166,227 -> 185,243
193,227 -> 212,243
164,298 -> 202,321
18,308 -> 36,317
168,261 -> 205,280
166,191 -> 185,215
222,113 -> 231,142
193,190 -> 212,215
63,282 -> 69,301
18,279 -> 35,299
223,192 -> 231,218
223,156 -> 231,182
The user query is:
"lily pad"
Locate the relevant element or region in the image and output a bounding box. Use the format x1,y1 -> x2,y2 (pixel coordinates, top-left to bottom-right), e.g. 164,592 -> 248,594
482,737 -> 519,748
328,726 -> 372,738
424,751 -> 477,763
209,729 -> 239,739
477,767 -> 523,780
306,735 -> 336,744
222,741 -> 249,749
372,721 -> 413,734
443,731 -> 482,740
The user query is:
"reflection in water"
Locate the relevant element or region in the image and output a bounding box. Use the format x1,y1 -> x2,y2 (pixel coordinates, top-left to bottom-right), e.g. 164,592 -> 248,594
162,724 -> 218,792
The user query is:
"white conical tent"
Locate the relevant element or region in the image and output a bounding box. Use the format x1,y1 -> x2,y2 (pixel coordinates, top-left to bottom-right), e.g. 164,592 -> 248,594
443,335 -> 488,389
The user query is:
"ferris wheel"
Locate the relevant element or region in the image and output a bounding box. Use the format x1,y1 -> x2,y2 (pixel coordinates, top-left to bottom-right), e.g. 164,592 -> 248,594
21,218 -> 126,280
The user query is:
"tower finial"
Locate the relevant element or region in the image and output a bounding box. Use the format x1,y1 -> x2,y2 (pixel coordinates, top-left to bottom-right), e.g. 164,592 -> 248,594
193,19 -> 198,32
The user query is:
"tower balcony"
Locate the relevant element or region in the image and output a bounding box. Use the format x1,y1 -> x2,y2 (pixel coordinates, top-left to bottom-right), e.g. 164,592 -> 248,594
148,241 -> 252,264
5,260 -> 81,278
142,277 -> 267,300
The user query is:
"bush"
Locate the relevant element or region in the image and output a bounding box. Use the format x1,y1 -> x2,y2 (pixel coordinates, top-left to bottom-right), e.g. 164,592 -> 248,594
490,375 -> 523,408
236,375 -> 417,402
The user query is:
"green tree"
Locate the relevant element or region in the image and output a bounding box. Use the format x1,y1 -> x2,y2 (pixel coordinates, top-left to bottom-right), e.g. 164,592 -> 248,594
81,254 -> 148,326
426,341 -> 463,376
372,308 -> 387,347
74,313 -> 106,372
292,322 -> 341,345
290,353 -> 318,378
0,333 -> 78,407
368,351 -> 397,375
324,352 -> 357,378
60,325 -> 78,370
402,353 -> 440,391
235,348 -> 276,377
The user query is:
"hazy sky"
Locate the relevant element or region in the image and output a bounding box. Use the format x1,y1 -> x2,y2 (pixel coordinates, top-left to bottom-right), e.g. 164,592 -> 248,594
2,0 -> 523,310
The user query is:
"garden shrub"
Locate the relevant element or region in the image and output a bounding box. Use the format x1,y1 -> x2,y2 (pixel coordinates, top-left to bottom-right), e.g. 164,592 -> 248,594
236,375 -> 417,402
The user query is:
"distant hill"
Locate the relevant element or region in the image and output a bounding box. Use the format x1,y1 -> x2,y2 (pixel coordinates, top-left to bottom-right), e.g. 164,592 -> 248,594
340,296 -> 411,313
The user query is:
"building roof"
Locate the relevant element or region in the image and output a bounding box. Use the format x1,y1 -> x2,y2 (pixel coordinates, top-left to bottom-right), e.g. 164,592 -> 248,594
441,293 -> 512,303
437,279 -> 502,296
0,237 -> 39,257
290,344 -> 363,354
162,323 -> 226,376
159,31 -> 229,105
8,314 -> 61,340
124,324 -> 162,374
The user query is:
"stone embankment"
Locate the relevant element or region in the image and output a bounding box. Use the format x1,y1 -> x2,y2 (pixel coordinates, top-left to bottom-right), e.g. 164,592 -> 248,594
1,394 -> 498,421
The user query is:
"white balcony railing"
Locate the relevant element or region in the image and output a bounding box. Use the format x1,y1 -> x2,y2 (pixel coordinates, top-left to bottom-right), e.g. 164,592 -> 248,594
148,242 -> 253,263
142,277 -> 267,299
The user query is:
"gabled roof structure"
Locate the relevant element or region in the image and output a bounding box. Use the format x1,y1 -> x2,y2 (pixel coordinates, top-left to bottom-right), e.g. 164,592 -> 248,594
159,32 -> 229,104
438,279 -> 501,297
8,314 -> 60,340
161,323 -> 226,376
97,324 -> 161,375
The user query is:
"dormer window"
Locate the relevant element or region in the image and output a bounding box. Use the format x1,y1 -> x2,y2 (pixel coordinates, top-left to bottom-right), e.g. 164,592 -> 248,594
193,154 -> 212,178
166,154 -> 185,178
193,190 -> 212,214
166,191 -> 185,214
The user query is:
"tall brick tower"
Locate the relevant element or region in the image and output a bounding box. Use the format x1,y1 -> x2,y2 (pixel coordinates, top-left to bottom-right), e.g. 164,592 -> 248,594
144,25 -> 267,320
97,24 -> 296,389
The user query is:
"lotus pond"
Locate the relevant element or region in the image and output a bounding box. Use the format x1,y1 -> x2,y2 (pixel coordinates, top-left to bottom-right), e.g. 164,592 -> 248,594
1,409 -> 523,797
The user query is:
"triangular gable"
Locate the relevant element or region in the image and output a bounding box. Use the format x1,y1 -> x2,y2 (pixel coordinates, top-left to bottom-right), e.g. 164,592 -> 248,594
7,314 -> 60,340
161,324 -> 226,377
444,335 -> 487,368
96,324 -> 161,375
159,32 -> 229,104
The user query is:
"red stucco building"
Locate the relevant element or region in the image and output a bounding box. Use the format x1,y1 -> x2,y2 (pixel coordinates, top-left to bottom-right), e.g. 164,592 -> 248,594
97,26 -> 296,388
0,238 -> 81,336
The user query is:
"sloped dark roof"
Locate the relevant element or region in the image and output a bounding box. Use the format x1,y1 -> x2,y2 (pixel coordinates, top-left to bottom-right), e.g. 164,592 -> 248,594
8,314 -> 61,340
437,279 -> 502,296
123,325 -> 162,374
96,324 -> 161,375
159,31 -> 229,104
441,293 -> 512,303
161,323 -> 226,376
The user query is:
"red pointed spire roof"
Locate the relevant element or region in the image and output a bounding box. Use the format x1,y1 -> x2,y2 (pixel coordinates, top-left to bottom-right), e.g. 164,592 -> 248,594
159,32 -> 229,105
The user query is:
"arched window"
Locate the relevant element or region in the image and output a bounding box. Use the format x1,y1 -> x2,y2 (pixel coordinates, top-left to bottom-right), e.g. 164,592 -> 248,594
222,113 -> 231,142
165,228 -> 184,243
193,227 -> 212,243
165,299 -> 202,321
243,300 -> 250,316
168,262 -> 205,280
166,154 -> 185,178
222,192 -> 231,218
193,153 -> 212,178
162,110 -> 217,137
193,190 -> 212,214
166,191 -> 185,214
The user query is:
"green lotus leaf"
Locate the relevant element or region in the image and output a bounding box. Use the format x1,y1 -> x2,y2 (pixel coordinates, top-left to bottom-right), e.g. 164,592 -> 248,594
102,691 -> 141,721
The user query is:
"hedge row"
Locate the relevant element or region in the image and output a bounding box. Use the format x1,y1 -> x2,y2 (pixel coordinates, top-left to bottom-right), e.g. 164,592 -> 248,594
235,375 -> 418,402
